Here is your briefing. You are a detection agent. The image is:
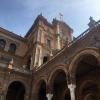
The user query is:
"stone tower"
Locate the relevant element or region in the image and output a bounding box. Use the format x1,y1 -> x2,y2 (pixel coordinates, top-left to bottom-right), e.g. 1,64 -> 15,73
25,14 -> 73,70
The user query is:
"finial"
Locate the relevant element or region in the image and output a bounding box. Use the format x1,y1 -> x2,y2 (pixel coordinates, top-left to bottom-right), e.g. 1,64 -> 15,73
59,13 -> 63,21
89,16 -> 94,22
38,13 -> 42,17
88,16 -> 96,28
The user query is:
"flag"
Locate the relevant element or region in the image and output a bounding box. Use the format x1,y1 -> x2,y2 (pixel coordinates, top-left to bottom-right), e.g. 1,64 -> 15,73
59,13 -> 63,21
59,13 -> 63,17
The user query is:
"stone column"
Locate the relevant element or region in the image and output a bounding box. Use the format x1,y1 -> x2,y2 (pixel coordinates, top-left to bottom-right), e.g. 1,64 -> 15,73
24,94 -> 28,100
0,92 -> 5,100
31,93 -> 38,100
46,93 -> 53,100
0,95 -> 2,100
68,84 -> 76,100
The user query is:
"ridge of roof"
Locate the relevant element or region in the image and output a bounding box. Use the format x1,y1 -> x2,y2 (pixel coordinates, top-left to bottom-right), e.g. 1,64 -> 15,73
25,14 -> 53,38
0,27 -> 27,42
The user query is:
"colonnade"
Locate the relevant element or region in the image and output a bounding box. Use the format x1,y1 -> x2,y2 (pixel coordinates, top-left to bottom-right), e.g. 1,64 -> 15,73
46,83 -> 76,100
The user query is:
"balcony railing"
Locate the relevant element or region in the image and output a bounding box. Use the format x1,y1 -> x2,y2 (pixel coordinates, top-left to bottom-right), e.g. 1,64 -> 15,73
68,20 -> 100,47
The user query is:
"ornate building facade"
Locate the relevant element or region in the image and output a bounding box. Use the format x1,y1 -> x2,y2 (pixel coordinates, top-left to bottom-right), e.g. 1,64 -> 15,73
0,14 -> 100,100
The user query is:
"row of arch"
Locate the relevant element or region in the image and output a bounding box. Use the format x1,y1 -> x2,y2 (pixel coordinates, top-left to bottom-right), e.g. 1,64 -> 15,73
33,73 -> 99,100
6,81 -> 25,100
5,76 -> 99,100
32,48 -> 100,100
5,48 -> 100,100
0,39 -> 17,53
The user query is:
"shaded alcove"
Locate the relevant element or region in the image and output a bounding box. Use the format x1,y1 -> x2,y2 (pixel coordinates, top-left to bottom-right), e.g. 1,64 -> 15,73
38,80 -> 47,100
6,81 -> 25,100
52,70 -> 70,100
82,83 -> 98,100
43,56 -> 49,64
75,54 -> 100,100
64,90 -> 71,100
76,54 -> 99,78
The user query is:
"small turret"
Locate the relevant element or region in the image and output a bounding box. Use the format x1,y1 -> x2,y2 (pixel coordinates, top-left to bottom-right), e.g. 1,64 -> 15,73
88,16 -> 96,29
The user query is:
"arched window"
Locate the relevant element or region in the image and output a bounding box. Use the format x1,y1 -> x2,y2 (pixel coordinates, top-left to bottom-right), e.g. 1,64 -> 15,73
0,39 -> 6,50
6,81 -> 25,100
43,55 -> 49,64
9,43 -> 16,53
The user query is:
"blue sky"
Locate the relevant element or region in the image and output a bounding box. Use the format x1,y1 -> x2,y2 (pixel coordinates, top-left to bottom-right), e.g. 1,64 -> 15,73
0,0 -> 100,37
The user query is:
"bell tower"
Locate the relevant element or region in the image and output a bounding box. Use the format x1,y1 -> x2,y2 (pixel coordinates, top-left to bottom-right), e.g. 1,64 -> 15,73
25,14 -> 73,69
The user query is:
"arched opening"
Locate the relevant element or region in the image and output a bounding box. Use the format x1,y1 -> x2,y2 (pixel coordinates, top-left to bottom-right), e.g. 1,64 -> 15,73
0,39 -> 6,50
6,81 -> 25,100
75,54 -> 100,100
76,54 -> 99,77
84,94 -> 97,100
52,70 -> 70,100
64,90 -> 71,100
9,43 -> 16,53
82,82 -> 99,100
38,80 -> 46,100
43,56 -> 49,64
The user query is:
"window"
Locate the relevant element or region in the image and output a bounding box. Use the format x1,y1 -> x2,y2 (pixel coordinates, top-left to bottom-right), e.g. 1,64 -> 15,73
47,28 -> 51,34
0,39 -> 6,50
26,56 -> 31,70
46,39 -> 51,48
36,48 -> 40,66
60,32 -> 64,38
43,56 -> 49,64
9,43 -> 16,53
38,30 -> 42,42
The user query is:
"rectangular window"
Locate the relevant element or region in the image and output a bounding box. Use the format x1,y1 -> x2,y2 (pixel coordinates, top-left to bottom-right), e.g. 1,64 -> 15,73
46,39 -> 51,48
38,30 -> 42,42
36,48 -> 40,66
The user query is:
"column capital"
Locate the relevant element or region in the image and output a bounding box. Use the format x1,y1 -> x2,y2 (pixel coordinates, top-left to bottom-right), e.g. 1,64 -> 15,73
46,93 -> 53,100
67,72 -> 76,85
68,83 -> 76,90
46,84 -> 53,94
